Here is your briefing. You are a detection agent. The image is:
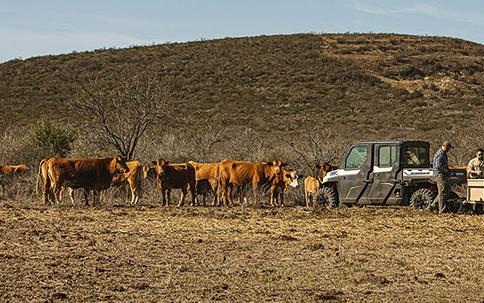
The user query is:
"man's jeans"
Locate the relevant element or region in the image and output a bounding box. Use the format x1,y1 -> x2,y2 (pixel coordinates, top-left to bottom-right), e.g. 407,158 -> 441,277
429,174 -> 449,213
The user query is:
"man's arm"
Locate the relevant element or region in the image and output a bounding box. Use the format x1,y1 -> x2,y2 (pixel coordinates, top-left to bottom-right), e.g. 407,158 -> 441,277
467,159 -> 479,178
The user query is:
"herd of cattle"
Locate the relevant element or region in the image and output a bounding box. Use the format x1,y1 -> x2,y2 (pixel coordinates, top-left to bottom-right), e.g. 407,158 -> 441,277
0,156 -> 337,207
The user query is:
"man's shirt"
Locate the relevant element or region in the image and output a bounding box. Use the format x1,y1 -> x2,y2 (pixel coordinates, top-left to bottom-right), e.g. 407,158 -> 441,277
432,148 -> 449,175
467,157 -> 484,178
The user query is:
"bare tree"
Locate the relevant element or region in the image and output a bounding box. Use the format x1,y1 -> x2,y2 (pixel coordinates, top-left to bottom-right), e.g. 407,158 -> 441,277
186,123 -> 227,161
69,73 -> 171,160
282,129 -> 347,176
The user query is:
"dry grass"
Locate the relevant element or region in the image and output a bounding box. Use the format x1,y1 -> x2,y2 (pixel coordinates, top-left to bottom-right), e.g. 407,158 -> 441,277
1,202 -> 484,302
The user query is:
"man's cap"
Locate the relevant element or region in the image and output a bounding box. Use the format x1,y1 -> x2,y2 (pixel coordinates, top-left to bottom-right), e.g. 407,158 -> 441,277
442,141 -> 454,149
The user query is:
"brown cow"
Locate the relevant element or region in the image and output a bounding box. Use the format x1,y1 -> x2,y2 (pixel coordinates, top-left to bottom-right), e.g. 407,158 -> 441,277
43,155 -> 129,206
270,167 -> 299,207
304,176 -> 320,207
151,160 -> 196,207
218,159 -> 286,207
0,164 -> 30,174
37,157 -> 91,205
187,161 -> 220,206
317,162 -> 338,180
0,163 -> 30,197
110,161 -> 143,204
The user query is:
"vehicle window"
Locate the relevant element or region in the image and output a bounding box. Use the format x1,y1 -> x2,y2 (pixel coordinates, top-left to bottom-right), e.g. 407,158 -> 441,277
379,146 -> 398,168
403,146 -> 428,167
345,146 -> 368,170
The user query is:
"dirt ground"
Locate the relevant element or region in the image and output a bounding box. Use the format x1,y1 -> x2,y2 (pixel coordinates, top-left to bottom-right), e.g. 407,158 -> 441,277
1,202 -> 484,302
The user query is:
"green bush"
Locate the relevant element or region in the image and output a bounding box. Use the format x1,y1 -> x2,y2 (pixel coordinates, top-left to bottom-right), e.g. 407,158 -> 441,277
29,120 -> 76,157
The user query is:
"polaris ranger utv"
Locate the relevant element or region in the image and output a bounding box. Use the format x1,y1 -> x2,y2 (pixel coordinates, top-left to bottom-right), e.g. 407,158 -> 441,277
318,140 -> 466,208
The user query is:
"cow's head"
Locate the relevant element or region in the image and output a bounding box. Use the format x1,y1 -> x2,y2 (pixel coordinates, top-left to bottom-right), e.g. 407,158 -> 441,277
282,167 -> 299,188
111,173 -> 126,186
143,165 -> 156,179
266,159 -> 287,175
113,155 -> 130,174
317,162 -> 337,180
15,164 -> 30,172
153,159 -> 170,180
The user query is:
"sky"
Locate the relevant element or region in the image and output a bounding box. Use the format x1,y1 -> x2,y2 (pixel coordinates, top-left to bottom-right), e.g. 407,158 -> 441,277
0,0 -> 482,63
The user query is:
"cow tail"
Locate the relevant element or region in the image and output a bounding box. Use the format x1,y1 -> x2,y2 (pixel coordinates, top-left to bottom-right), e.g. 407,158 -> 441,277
36,159 -> 46,197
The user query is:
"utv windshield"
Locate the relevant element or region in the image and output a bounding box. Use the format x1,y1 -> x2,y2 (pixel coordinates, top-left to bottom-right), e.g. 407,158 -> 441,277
402,146 -> 429,167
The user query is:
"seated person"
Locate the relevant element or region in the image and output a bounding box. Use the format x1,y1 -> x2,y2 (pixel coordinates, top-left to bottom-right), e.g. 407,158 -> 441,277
467,148 -> 484,179
405,149 -> 421,166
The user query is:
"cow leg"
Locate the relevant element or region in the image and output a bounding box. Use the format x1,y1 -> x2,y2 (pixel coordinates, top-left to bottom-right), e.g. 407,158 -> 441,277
191,184 -> 197,207
136,177 -> 142,204
161,187 -> 167,206
212,187 -> 218,207
236,187 -> 241,207
83,189 -> 89,206
178,186 -> 187,207
222,183 -> 228,207
227,186 -> 233,207
93,190 -> 100,207
305,191 -> 310,208
279,191 -> 285,207
190,182 -> 196,207
270,187 -> 276,207
253,184 -> 260,208
68,188 -> 75,205
53,184 -> 63,205
211,180 -> 218,207
129,182 -> 136,204
42,183 -> 50,206
166,188 -> 172,207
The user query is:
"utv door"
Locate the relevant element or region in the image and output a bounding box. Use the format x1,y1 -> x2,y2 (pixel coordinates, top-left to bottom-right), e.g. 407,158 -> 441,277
338,144 -> 373,204
366,144 -> 401,204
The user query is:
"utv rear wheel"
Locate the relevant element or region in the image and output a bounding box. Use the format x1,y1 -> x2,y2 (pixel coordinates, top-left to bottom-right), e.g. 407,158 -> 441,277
409,188 -> 436,209
317,186 -> 338,208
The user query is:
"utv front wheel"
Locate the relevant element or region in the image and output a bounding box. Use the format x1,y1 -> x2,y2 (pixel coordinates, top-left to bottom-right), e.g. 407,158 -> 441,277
317,186 -> 338,208
409,188 -> 436,209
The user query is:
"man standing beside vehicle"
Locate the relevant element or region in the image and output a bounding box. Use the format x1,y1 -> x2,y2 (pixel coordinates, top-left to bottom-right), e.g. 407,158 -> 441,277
428,141 -> 453,214
467,148 -> 484,179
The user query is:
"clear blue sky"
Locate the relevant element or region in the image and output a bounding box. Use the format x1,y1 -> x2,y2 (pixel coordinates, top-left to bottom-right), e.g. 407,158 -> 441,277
0,0 -> 482,63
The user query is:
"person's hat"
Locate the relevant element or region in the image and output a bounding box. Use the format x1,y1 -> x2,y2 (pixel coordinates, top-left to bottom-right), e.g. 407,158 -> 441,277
442,141 -> 454,149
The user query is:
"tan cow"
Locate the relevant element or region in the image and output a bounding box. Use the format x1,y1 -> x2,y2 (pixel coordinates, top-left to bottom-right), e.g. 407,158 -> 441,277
43,155 -> 129,206
304,176 -> 320,207
0,163 -> 30,197
110,161 -> 143,204
218,159 -> 286,207
304,162 -> 337,208
187,161 -> 220,206
151,160 -> 196,207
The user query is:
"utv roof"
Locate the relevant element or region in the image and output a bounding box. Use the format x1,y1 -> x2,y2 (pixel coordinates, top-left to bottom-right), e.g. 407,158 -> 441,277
352,140 -> 430,145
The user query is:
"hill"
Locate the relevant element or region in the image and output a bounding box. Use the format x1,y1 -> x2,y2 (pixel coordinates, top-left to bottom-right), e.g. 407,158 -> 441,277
0,33 -> 483,140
